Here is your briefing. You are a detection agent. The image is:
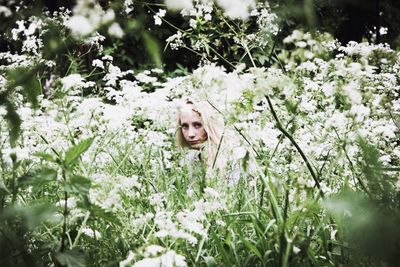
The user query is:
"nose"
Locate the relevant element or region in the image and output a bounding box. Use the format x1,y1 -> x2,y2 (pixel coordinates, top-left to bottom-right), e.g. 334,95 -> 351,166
188,127 -> 196,139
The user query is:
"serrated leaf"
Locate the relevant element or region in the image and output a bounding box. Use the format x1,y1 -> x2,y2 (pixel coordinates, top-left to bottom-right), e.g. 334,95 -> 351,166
65,175 -> 91,195
7,67 -> 41,108
24,203 -> 58,229
1,202 -> 58,229
34,152 -> 56,162
55,249 -> 86,267
90,204 -> 120,225
3,101 -> 21,147
64,138 -> 94,167
0,180 -> 10,196
19,167 -> 57,189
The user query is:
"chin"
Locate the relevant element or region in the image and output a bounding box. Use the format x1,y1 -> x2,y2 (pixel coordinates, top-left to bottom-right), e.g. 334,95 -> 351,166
189,142 -> 205,149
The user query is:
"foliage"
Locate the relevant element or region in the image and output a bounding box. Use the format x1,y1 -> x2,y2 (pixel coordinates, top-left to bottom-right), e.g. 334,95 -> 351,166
0,0 -> 399,266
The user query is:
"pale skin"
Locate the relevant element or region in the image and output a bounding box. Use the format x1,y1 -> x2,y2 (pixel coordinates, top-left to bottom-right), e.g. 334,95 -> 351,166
179,108 -> 208,149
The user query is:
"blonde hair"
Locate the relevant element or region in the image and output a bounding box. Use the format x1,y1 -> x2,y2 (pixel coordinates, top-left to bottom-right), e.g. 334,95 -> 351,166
175,98 -> 225,170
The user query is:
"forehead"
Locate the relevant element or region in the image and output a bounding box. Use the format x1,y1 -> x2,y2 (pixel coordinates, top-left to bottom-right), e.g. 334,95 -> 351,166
180,109 -> 202,123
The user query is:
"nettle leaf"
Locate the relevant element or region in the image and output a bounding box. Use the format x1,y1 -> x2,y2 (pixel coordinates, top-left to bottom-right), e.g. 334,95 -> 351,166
4,102 -> 21,147
34,152 -> 56,162
90,204 -> 121,225
0,180 -> 10,196
65,175 -> 91,196
284,99 -> 298,114
7,67 -> 41,108
55,249 -> 87,267
1,202 -> 58,230
64,138 -> 94,167
25,203 -> 58,229
19,167 -> 57,189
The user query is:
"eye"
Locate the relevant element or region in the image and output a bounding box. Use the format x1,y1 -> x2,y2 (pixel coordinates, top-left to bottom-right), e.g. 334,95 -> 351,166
181,123 -> 189,130
193,122 -> 202,129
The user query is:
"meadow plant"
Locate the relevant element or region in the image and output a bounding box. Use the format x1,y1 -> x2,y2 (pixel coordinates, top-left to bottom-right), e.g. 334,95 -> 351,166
0,1 -> 399,266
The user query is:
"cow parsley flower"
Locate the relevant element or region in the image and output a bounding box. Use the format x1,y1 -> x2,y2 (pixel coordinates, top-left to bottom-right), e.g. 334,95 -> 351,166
108,22 -> 124,38
165,0 -> 193,11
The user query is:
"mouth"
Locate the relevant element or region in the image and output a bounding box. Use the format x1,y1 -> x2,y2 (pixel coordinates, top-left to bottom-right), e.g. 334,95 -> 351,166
189,140 -> 201,145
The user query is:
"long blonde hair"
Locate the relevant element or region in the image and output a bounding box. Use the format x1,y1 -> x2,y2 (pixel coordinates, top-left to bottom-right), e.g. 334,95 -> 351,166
175,98 -> 225,170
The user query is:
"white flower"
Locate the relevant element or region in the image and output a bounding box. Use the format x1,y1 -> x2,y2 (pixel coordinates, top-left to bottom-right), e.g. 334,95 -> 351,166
165,0 -> 193,11
108,22 -> 124,38
154,15 -> 162,25
160,250 -> 187,267
66,15 -> 93,37
144,245 -> 165,257
102,9 -> 115,24
153,9 -> 166,26
102,55 -> 113,61
157,9 -> 167,17
343,81 -> 362,104
216,0 -> 256,19
120,251 -> 135,267
149,193 -> 166,207
0,6 -> 12,17
92,59 -> 104,69
61,74 -> 85,93
321,82 -> 335,97
124,0 -> 134,14
81,227 -> 101,238
189,19 -> 197,28
379,27 -> 388,35
133,258 -> 161,267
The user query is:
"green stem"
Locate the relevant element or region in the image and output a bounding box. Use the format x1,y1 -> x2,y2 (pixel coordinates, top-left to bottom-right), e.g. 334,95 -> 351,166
60,169 -> 68,253
265,95 -> 324,198
72,211 -> 90,248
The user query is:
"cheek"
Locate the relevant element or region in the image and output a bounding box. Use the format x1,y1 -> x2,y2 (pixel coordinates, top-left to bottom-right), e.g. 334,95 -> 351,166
200,129 -> 208,140
181,129 -> 189,139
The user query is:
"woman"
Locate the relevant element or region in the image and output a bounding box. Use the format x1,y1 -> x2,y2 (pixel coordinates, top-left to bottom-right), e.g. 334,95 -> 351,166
175,98 -> 242,184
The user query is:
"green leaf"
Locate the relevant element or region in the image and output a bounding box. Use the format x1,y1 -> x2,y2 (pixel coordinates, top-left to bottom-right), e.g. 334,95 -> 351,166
0,180 -> 10,196
90,204 -> 121,225
34,152 -> 56,162
55,249 -> 87,267
65,175 -> 91,196
203,256 -> 217,267
3,101 -> 21,147
1,202 -> 58,229
24,203 -> 58,229
142,31 -> 162,68
240,237 -> 262,259
7,67 -> 41,108
19,167 -> 57,190
64,138 -> 94,167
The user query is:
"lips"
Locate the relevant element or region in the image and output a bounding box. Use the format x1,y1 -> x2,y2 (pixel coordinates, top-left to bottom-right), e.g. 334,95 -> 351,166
189,140 -> 201,145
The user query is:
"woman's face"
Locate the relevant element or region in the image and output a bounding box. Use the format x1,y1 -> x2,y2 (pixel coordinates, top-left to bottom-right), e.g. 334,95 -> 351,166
180,108 -> 208,148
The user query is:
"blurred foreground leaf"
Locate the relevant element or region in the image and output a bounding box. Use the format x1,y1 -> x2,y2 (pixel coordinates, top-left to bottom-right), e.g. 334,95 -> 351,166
55,249 -> 87,267
325,189 -> 400,265
1,202 -> 58,230
7,67 -> 41,108
325,138 -> 400,265
19,167 -> 57,191
142,31 -> 162,68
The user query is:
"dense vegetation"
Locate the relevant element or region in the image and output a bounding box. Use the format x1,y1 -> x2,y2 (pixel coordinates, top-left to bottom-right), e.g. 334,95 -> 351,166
0,0 -> 399,266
